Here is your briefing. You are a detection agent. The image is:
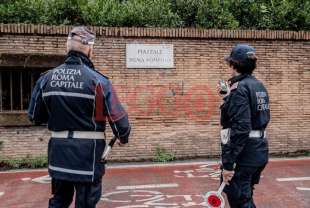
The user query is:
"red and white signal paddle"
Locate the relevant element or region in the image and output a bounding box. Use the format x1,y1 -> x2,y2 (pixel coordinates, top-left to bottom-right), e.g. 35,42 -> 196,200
204,181 -> 226,208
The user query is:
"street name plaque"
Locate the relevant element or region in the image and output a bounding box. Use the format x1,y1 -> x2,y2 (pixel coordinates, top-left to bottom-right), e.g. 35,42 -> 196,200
126,44 -> 174,68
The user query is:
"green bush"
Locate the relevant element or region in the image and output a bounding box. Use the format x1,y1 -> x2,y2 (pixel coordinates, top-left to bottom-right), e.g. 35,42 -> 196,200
196,0 -> 239,29
228,0 -> 310,30
81,0 -> 125,26
121,0 -> 182,27
45,0 -> 88,25
154,146 -> 176,162
0,0 -> 309,30
82,0 -> 182,27
0,0 -> 46,24
270,0 -> 310,31
170,0 -> 201,27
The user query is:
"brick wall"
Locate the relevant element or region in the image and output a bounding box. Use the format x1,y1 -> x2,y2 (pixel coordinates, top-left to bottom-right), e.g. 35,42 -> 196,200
0,24 -> 309,161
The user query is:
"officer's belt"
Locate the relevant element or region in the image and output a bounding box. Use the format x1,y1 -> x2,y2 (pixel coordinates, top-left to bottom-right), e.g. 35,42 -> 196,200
51,131 -> 106,140
249,130 -> 266,138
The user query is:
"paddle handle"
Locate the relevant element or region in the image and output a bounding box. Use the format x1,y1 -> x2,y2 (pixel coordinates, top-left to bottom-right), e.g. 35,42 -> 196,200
217,181 -> 226,194
102,136 -> 117,160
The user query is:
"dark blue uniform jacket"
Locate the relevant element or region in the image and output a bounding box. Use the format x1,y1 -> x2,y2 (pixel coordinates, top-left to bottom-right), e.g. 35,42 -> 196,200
221,74 -> 270,171
28,51 -> 131,182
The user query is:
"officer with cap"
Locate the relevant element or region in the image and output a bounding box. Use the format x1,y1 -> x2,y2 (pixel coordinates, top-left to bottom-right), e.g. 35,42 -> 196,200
28,26 -> 131,208
217,44 -> 270,208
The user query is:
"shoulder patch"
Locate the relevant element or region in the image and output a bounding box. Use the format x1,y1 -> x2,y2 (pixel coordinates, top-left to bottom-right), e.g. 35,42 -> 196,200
230,82 -> 239,91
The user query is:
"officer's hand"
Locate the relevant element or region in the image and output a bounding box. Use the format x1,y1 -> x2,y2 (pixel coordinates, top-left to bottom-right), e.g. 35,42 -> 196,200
222,169 -> 234,185
117,140 -> 127,147
217,82 -> 230,98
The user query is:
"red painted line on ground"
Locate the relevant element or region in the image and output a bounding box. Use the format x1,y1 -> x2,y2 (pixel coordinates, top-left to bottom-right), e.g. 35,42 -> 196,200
0,159 -> 309,208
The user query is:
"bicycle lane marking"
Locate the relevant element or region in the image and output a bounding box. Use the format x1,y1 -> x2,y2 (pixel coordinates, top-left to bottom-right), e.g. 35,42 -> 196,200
116,184 -> 179,190
100,163 -> 219,207
173,164 -> 221,179
101,189 -> 207,207
276,176 -> 310,193
276,177 -> 310,182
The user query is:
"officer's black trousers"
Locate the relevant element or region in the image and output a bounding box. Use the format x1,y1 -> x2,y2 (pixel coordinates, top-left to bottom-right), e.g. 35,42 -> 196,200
223,165 -> 266,208
48,178 -> 102,208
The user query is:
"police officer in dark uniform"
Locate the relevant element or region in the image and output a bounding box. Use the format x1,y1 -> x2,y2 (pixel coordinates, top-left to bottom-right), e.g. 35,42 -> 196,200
28,26 -> 131,208
218,44 -> 270,208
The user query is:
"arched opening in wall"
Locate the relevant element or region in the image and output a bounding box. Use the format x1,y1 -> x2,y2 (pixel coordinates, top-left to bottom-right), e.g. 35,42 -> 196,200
0,53 -> 64,126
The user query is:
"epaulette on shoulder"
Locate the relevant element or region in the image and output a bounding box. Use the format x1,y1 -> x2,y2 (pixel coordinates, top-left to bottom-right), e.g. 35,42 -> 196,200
40,70 -> 50,76
230,82 -> 239,91
95,70 -> 109,80
101,74 -> 109,80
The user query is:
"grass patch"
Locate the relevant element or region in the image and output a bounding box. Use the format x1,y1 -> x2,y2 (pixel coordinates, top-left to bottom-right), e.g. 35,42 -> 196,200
154,146 -> 176,163
0,155 -> 48,170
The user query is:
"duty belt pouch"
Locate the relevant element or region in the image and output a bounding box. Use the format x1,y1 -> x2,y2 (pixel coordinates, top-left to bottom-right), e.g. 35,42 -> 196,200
221,128 -> 231,145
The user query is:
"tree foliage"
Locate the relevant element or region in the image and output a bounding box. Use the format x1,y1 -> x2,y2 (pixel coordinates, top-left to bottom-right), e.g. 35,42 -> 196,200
0,0 -> 309,30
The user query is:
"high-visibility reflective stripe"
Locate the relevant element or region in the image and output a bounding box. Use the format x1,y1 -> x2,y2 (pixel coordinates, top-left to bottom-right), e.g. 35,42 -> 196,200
43,91 -> 95,99
49,165 -> 94,175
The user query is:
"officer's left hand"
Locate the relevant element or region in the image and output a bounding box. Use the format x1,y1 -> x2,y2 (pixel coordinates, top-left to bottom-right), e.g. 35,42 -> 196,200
222,169 -> 234,185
